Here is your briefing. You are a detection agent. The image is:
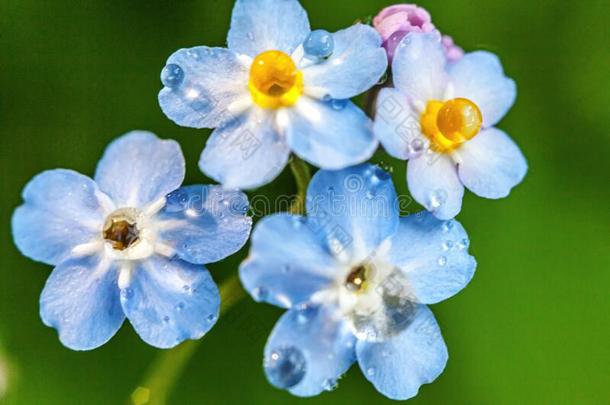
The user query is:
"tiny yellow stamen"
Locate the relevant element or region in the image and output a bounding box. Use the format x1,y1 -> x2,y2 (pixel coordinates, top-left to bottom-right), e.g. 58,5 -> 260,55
248,50 -> 303,109
420,98 -> 482,153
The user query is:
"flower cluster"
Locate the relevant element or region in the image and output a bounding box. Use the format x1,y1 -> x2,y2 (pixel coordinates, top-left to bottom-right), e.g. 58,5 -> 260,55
11,0 -> 527,401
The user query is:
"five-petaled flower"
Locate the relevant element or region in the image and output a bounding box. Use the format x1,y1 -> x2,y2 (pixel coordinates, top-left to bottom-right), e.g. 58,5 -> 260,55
239,164 -> 476,399
12,131 -> 252,350
158,0 -> 388,189
374,32 -> 528,219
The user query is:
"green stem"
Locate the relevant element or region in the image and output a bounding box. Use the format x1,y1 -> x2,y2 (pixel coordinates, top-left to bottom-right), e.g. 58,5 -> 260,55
289,155 -> 311,215
127,275 -> 244,405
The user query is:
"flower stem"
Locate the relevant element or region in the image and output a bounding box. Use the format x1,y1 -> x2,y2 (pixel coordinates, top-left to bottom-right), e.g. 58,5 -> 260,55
127,275 -> 244,405
289,155 -> 311,215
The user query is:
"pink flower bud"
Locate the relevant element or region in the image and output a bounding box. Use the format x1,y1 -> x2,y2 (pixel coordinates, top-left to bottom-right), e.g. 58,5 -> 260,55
373,4 -> 464,63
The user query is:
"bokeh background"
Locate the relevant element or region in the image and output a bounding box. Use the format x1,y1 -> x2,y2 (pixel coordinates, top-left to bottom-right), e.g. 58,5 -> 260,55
1,0 -> 609,404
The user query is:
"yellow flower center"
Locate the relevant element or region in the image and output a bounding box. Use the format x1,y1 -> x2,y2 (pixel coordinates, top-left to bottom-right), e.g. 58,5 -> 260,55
248,50 -> 304,109
420,98 -> 482,153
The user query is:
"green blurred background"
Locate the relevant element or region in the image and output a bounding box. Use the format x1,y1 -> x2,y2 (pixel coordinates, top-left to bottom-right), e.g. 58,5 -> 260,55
1,0 -> 609,403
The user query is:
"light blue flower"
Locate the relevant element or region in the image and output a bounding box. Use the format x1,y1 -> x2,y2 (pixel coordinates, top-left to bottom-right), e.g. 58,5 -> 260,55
159,0 -> 388,189
239,164 -> 476,399
374,32 -> 527,219
12,131 -> 252,350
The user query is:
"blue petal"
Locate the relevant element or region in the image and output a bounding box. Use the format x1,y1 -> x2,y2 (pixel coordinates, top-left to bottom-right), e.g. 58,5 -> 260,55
199,112 -> 291,189
264,305 -> 356,397
356,305 -> 448,400
386,213 -> 476,304
392,32 -> 448,103
449,51 -> 516,127
228,0 -> 310,57
120,255 -> 220,349
12,169 -> 108,265
40,254 -> 124,351
95,131 -> 185,208
158,47 -> 250,129
239,213 -> 337,308
305,164 -> 399,262
407,154 -> 464,220
457,128 -> 528,199
374,87 -> 424,160
285,98 -> 378,170
301,24 -> 387,100
156,185 -> 252,264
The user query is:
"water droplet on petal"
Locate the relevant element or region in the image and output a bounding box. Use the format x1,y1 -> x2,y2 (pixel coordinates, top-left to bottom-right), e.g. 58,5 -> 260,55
121,288 -> 134,300
330,99 -> 347,110
442,240 -> 454,251
438,256 -> 447,267
442,220 -> 454,233
176,302 -> 185,311
304,29 -> 335,59
322,378 -> 338,391
163,316 -> 170,323
253,286 -> 269,301
161,64 -> 184,88
207,313 -> 217,323
264,346 -> 307,389
458,238 -> 469,250
247,31 -> 255,41
429,189 -> 447,210
366,367 -> 376,377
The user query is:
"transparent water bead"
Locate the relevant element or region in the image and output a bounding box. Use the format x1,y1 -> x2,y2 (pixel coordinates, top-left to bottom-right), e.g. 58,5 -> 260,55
264,346 -> 307,389
304,29 -> 335,59
161,64 -> 184,89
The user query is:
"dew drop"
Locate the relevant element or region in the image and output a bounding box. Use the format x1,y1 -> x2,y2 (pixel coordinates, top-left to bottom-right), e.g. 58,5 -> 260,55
442,240 -> 454,251
161,64 -> 184,89
330,99 -> 347,110
253,286 -> 269,301
322,378 -> 338,391
442,220 -> 454,233
163,316 -> 170,323
121,288 -> 134,300
429,189 -> 447,209
247,31 -> 255,41
458,238 -> 469,249
176,302 -> 185,311
207,313 -> 217,323
366,367 -> 376,377
438,256 -> 447,267
303,29 -> 334,59
264,346 -> 307,389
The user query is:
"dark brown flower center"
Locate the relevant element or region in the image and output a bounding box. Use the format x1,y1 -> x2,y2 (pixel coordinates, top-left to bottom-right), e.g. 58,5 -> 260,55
103,218 -> 139,251
345,265 -> 368,292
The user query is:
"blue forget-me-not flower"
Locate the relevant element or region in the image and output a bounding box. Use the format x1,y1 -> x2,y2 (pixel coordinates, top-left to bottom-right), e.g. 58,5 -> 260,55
159,0 -> 388,189
239,164 -> 476,399
374,32 -> 527,219
12,131 -> 252,350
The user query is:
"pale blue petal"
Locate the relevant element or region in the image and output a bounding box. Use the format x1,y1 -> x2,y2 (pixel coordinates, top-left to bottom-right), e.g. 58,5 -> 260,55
228,0 -> 310,57
156,185 -> 252,264
95,131 -> 185,208
12,169 -> 107,265
121,255 -> 220,349
158,47 -> 249,129
356,305 -> 448,400
449,51 -> 516,127
40,254 -> 124,351
374,87 -> 425,160
239,213 -> 337,308
264,305 -> 356,397
285,98 -> 378,170
407,154 -> 464,220
457,128 -> 528,199
302,24 -> 387,100
387,213 -> 476,304
199,112 -> 291,190
392,32 -> 448,103
306,164 -> 399,262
